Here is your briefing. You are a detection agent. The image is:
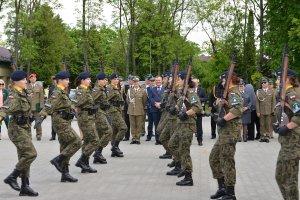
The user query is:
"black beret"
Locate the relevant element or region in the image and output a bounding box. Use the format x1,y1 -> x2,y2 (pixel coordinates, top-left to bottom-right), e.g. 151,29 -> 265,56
163,71 -> 171,78
11,70 -> 27,81
97,73 -> 107,80
77,71 -> 90,80
55,71 -> 70,80
110,73 -> 119,80
178,71 -> 187,80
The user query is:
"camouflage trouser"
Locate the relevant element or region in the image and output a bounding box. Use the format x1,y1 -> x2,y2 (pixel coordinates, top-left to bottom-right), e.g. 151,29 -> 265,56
178,123 -> 194,173
129,115 -> 144,141
53,118 -> 82,167
275,149 -> 299,200
156,111 -> 168,135
95,111 -> 112,148
209,140 -> 237,187
107,111 -> 127,142
8,122 -> 37,177
77,112 -> 99,156
168,122 -> 180,162
260,114 -> 272,139
160,117 -> 176,153
32,111 -> 42,139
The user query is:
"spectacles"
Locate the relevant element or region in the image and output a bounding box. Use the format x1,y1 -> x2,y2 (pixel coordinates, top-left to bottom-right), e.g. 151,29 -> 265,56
0,83 -> 4,86
262,82 -> 267,84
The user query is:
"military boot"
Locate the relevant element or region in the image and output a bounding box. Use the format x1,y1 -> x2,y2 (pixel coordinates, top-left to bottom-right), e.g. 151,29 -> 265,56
50,154 -> 65,173
83,156 -> 97,173
75,154 -> 90,173
111,141 -> 124,157
4,169 -> 21,191
93,148 -> 107,164
167,160 -> 175,168
19,177 -> 38,197
166,162 -> 181,176
177,169 -> 186,178
210,178 -> 226,199
176,172 -> 193,186
61,166 -> 78,183
159,151 -> 172,159
221,186 -> 236,200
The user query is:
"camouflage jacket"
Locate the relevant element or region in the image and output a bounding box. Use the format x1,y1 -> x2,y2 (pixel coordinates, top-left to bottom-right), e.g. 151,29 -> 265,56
176,88 -> 202,124
40,86 -> 74,117
75,85 -> 95,118
106,84 -> 124,113
278,86 -> 300,159
0,87 -> 32,127
92,85 -> 110,114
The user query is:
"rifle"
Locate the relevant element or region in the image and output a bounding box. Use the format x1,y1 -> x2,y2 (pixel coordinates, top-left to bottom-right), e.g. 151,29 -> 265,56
218,53 -> 237,118
171,62 -> 179,93
273,45 -> 289,131
179,61 -> 192,113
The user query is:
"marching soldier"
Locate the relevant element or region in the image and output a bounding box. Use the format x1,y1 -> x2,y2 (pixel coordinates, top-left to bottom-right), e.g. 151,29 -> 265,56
275,69 -> 300,200
92,73 -> 113,164
27,72 -> 44,141
209,71 -> 242,200
37,71 -> 81,182
173,71 -> 202,186
256,77 -> 276,142
107,73 -> 128,157
74,72 -> 98,173
1,71 -> 38,196
127,76 -> 147,144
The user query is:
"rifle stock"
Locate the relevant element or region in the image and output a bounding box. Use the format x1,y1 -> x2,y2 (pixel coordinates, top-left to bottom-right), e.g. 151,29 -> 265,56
171,63 -> 179,93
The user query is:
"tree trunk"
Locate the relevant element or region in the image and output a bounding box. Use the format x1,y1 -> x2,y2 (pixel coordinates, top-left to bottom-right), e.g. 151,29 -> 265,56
258,0 -> 264,70
13,0 -> 22,69
82,0 -> 89,71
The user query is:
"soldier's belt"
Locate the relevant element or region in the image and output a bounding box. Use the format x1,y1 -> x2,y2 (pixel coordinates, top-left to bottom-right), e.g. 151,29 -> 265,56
81,107 -> 98,115
57,110 -> 75,120
12,114 -> 31,125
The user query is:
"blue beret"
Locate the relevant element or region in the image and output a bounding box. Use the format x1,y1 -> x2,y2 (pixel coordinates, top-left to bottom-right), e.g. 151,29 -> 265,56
77,72 -> 90,80
97,73 -> 107,80
55,71 -> 70,80
11,70 -> 27,81
110,73 -> 119,80
178,71 -> 187,80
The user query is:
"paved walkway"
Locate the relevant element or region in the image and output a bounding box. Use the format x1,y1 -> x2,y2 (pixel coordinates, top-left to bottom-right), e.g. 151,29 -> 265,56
0,117 -> 286,200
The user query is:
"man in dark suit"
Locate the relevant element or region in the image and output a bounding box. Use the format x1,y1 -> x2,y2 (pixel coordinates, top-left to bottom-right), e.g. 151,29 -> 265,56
146,76 -> 155,141
123,75 -> 134,141
148,76 -> 164,144
193,78 -> 208,146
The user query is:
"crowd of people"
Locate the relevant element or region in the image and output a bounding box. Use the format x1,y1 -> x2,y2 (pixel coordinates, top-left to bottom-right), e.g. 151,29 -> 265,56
0,67 -> 299,200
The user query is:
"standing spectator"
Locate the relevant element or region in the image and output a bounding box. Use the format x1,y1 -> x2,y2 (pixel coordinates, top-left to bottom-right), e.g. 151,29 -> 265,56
268,79 -> 276,138
27,72 -> 44,141
123,75 -> 134,141
245,83 -> 260,140
256,77 -> 276,143
127,77 -> 147,144
239,80 -> 252,142
193,78 -> 208,146
149,76 -> 164,144
146,76 -> 155,141
0,79 -> 9,140
48,76 -> 57,141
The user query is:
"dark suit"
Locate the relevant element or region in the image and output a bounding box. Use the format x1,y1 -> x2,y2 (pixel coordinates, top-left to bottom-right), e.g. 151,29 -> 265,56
123,84 -> 131,140
149,86 -> 164,142
146,86 -> 154,139
196,87 -> 208,142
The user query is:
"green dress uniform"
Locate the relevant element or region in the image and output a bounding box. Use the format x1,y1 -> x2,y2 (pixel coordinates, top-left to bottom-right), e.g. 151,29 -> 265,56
92,77 -> 113,163
1,71 -> 38,196
27,81 -> 44,140
209,85 -> 242,199
275,84 -> 300,200
106,81 -> 128,157
256,87 -> 276,142
127,86 -> 147,143
74,82 -> 99,173
39,71 -> 81,182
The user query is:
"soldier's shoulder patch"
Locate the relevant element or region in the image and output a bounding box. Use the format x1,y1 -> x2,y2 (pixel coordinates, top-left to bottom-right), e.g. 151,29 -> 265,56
190,95 -> 198,104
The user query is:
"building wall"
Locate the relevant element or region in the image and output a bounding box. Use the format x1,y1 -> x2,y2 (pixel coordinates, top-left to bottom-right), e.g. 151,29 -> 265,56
0,63 -> 13,88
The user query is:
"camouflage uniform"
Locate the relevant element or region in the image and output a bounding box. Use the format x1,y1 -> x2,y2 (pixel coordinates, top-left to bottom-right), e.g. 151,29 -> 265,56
40,86 -> 81,168
209,86 -> 242,187
75,85 -> 99,157
106,84 -> 127,143
275,86 -> 300,200
177,89 -> 202,174
156,89 -> 170,135
92,85 -> 113,149
0,87 -> 37,178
